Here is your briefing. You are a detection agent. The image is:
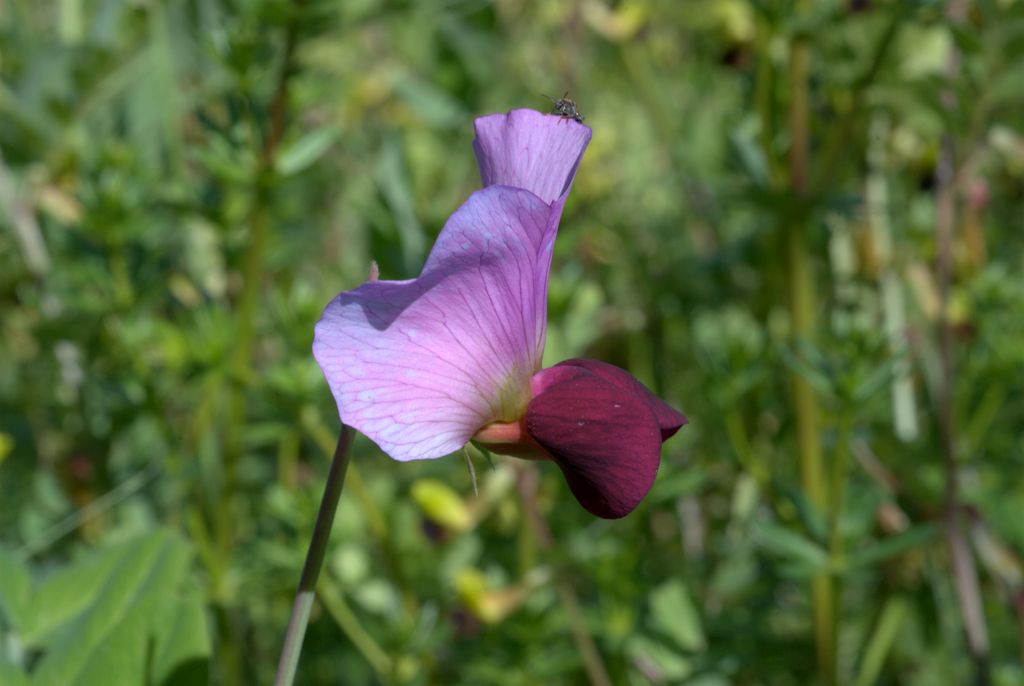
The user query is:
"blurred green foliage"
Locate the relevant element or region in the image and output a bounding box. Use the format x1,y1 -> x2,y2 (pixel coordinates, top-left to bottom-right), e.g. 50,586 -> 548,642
2,0 -> 1024,684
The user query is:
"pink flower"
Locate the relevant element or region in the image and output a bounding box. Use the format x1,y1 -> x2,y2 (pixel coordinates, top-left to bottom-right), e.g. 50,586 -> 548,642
314,109 -> 686,518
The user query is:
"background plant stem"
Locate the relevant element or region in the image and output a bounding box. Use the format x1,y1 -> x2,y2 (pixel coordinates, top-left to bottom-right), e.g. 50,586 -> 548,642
220,0 -> 304,557
937,3 -> 990,683
215,6 -> 304,682
787,5 -> 834,683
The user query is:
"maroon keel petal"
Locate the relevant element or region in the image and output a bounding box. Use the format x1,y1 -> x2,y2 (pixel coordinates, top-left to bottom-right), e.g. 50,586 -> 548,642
554,359 -> 688,440
525,368 -> 663,519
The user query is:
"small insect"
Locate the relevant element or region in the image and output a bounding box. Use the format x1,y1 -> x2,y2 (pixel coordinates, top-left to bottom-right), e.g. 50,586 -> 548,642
544,91 -> 585,123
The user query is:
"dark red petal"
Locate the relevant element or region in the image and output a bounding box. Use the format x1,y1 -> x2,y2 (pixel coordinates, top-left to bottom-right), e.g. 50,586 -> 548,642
554,358 -> 688,440
526,369 -> 663,519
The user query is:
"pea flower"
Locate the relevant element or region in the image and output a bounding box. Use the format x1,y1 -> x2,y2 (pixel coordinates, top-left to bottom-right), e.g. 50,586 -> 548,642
314,109 -> 686,518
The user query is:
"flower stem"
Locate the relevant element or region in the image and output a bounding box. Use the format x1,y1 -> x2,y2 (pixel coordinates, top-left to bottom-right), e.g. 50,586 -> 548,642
213,12 -> 305,681
274,425 -> 354,686
787,6 -> 834,684
306,412 -> 419,619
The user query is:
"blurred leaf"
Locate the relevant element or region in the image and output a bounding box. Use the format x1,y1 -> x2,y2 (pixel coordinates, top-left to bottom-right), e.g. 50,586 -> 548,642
22,548 -> 125,646
853,595 -> 910,686
730,118 -> 771,187
845,524 -> 939,571
392,75 -> 467,128
0,546 -> 31,630
648,469 -> 707,503
778,340 -> 834,398
376,137 -> 427,273
276,127 -> 340,177
851,354 -> 902,404
0,660 -> 29,686
649,579 -> 706,652
626,634 -> 693,682
150,597 -> 211,686
753,521 -> 830,572
30,531 -> 206,686
192,132 -> 255,184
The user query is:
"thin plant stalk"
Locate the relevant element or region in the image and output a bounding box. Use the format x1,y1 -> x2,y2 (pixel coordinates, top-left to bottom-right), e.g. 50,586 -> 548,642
786,5 -> 835,684
274,426 -> 355,686
216,9 -> 304,680
220,0 -> 304,560
306,412 -> 419,618
936,3 -> 990,682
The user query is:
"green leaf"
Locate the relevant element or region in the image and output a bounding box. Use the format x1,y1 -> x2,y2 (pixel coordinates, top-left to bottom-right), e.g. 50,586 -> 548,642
851,356 -> 901,404
391,75 -> 466,128
753,522 -> 830,572
0,546 -> 32,631
626,635 -> 693,682
729,117 -> 771,187
375,137 -> 427,273
777,341 -> 834,398
649,580 -> 706,652
648,469 -> 707,503
191,133 -> 254,185
150,597 -> 211,686
30,531 -> 196,686
22,547 -> 126,646
276,127 -> 340,177
853,596 -> 910,686
845,524 -> 939,571
0,659 -> 30,686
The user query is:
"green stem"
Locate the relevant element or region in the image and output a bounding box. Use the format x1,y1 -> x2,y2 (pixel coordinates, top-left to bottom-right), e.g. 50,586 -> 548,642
215,11 -> 304,680
274,426 -> 354,686
306,413 -> 419,618
219,0 -> 303,560
787,6 -> 833,684
936,4 -> 990,683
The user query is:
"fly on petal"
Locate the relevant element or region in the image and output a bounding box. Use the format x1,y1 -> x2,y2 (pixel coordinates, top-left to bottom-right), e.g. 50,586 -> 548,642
314,111 -> 591,462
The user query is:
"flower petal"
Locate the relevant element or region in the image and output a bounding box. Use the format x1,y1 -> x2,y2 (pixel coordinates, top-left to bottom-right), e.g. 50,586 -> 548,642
525,367 -> 663,519
473,109 -> 592,206
554,359 -> 688,440
314,185 -> 556,462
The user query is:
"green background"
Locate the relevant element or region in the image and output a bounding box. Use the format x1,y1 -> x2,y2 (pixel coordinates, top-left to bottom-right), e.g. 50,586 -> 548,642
2,0 -> 1024,684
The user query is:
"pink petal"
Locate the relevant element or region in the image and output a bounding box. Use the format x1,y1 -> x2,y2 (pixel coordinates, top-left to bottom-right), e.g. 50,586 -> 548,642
314,186 -> 556,462
473,109 -> 592,206
525,367 -> 664,519
553,359 -> 688,440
